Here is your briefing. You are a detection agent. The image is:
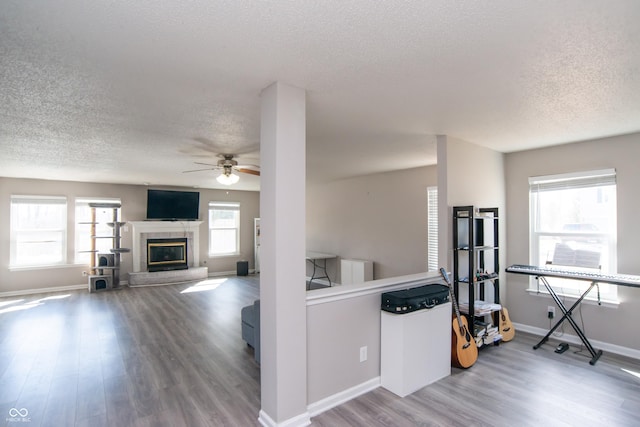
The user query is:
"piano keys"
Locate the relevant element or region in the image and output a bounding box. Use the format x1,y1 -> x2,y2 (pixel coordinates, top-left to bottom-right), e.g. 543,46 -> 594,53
506,264 -> 640,288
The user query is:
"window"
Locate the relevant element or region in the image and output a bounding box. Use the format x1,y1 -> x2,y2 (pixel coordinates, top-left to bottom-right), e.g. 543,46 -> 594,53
75,198 -> 121,264
209,202 -> 240,256
427,186 -> 438,271
529,169 -> 617,302
10,195 -> 67,267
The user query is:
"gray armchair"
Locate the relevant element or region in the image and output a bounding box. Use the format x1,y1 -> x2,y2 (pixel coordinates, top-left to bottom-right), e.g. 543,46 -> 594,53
241,299 -> 260,363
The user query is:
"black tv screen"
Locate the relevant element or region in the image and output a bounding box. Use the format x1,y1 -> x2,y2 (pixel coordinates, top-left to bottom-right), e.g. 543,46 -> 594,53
146,189 -> 200,221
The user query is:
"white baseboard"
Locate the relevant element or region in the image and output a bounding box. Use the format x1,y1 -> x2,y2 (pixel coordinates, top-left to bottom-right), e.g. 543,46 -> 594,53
0,283 -> 86,298
258,409 -> 311,427
513,322 -> 640,360
245,377 -> 383,426
307,377 -> 380,417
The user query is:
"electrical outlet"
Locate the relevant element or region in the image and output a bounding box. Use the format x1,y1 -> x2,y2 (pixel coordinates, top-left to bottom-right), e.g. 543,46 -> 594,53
547,306 -> 555,319
359,346 -> 367,362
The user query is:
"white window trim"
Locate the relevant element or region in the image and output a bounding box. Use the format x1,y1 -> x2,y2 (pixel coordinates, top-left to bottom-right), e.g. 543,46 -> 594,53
9,263 -> 85,272
10,195 -> 68,268
208,201 -> 241,257
528,169 -> 619,304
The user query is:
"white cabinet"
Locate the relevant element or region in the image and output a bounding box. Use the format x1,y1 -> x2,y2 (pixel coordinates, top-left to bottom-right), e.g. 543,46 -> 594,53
381,302 -> 451,397
340,259 -> 373,285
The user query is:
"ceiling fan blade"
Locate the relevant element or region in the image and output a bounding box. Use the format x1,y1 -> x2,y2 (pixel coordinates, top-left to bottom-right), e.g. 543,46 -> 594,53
193,161 -> 218,167
236,163 -> 260,169
237,168 -> 260,176
182,167 -> 216,173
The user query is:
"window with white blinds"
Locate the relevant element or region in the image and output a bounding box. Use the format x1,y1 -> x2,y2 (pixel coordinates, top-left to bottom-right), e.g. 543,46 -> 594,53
10,195 -> 67,267
208,202 -> 241,256
427,186 -> 438,272
529,169 -> 618,302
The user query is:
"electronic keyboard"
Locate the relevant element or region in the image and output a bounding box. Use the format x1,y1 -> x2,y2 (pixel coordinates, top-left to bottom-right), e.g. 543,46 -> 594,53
506,264 -> 640,288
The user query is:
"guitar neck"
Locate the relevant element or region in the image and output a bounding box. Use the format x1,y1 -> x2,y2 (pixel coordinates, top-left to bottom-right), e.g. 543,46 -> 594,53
440,268 -> 465,329
451,296 -> 464,326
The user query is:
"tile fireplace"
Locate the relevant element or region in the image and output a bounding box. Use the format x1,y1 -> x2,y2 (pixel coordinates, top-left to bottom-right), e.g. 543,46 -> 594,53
128,221 -> 208,286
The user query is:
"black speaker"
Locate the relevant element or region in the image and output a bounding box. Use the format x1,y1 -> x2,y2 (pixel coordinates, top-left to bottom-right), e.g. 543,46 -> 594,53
89,275 -> 112,293
237,261 -> 249,276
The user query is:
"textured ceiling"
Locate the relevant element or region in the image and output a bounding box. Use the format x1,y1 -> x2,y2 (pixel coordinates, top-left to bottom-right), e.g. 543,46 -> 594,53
1,1 -> 639,191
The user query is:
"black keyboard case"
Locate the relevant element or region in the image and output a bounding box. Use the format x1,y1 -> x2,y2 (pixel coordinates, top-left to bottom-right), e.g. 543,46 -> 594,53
381,284 -> 450,314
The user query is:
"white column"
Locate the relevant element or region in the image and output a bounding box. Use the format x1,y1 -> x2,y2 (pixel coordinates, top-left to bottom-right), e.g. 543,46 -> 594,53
259,82 -> 310,426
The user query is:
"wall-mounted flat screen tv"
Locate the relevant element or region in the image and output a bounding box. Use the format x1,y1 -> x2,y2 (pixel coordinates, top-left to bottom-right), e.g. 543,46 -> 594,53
146,189 -> 200,221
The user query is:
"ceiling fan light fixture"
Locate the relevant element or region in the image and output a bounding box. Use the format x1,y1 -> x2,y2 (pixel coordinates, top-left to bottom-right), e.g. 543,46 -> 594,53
216,172 -> 240,185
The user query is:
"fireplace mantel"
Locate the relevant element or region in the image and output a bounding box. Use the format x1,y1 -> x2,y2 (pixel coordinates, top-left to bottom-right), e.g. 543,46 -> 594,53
130,221 -> 203,272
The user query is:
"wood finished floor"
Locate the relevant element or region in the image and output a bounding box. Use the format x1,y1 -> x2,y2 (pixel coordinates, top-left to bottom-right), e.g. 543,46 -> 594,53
314,334 -> 640,427
0,276 -> 262,427
1,277 -> 640,426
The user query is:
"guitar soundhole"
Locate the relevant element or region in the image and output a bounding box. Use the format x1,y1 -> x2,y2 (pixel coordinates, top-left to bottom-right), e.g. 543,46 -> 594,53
462,342 -> 470,349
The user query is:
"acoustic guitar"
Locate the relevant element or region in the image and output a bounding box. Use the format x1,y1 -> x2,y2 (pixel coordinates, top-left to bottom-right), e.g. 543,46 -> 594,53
499,307 -> 515,342
440,268 -> 478,369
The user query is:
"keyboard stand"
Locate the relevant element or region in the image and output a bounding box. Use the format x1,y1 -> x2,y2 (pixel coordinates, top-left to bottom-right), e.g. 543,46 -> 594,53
533,276 -> 603,365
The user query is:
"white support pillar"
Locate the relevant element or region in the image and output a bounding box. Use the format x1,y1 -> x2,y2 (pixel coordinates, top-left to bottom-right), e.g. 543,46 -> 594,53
258,82 -> 310,427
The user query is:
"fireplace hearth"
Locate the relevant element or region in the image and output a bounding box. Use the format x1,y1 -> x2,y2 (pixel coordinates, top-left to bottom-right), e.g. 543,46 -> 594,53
147,238 -> 188,272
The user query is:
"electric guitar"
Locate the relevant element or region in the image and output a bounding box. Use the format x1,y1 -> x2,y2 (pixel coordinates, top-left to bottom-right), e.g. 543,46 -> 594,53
499,307 -> 515,342
440,268 -> 478,369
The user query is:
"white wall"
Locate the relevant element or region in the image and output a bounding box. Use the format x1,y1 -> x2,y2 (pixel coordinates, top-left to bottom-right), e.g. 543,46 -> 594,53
505,134 -> 640,351
0,177 -> 259,294
438,136 -> 506,302
306,165 -> 437,281
307,292 -> 381,404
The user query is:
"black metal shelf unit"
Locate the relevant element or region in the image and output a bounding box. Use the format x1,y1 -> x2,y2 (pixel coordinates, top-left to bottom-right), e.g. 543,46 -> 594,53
452,206 -> 500,346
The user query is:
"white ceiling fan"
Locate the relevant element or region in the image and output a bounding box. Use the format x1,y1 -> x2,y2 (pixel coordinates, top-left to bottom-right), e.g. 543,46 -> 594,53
183,154 -> 260,185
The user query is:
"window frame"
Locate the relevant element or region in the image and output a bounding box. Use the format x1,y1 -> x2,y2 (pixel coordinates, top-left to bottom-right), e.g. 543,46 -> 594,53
208,201 -> 241,257
10,195 -> 68,268
528,169 -> 618,304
